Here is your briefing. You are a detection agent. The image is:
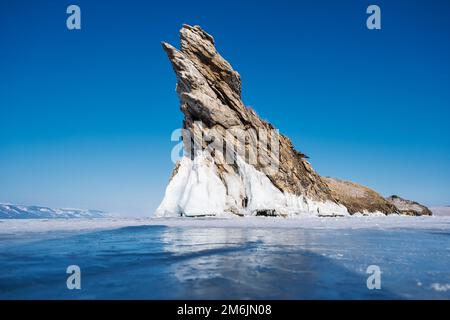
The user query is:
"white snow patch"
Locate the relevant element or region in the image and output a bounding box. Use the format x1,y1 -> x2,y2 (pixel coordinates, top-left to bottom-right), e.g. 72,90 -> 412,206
155,152 -> 227,217
1,216 -> 450,235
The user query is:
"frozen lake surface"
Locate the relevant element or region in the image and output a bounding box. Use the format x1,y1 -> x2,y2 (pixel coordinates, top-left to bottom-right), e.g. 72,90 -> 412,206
0,216 -> 449,299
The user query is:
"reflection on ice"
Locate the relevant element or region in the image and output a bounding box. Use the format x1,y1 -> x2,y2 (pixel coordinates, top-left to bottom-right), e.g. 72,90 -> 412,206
0,221 -> 449,299
160,227 -> 397,299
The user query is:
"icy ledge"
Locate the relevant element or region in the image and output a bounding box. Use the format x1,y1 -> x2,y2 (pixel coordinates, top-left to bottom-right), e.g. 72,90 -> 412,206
155,152 -> 349,218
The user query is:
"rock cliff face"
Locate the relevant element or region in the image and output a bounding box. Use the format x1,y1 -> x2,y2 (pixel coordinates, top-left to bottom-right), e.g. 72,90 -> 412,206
386,195 -> 432,216
155,25 -> 429,218
156,25 -> 346,217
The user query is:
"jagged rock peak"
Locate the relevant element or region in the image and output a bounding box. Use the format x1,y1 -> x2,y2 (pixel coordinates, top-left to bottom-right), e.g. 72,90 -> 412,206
156,24 -> 347,218
156,25 -> 424,218
161,24 -> 335,205
163,24 -> 242,99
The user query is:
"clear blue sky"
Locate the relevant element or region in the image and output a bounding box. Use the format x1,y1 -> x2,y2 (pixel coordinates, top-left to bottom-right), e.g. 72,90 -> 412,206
1,0 -> 449,216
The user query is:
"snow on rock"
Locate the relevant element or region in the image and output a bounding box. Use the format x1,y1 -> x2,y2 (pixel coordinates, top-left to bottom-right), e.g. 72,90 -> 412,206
235,156 -> 348,217
156,152 -> 349,218
157,24 -> 427,219
156,152 -> 227,217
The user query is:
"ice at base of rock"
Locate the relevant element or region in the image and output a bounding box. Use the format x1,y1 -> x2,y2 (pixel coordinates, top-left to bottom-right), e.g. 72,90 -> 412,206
156,152 -> 350,218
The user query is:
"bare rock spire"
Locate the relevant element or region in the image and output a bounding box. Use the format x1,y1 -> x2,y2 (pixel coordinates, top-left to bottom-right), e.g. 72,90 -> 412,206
161,25 -> 335,204
156,25 -> 431,217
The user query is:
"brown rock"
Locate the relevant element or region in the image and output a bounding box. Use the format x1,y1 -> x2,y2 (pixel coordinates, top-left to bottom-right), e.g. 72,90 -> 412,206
157,25 -> 422,217
324,177 -> 399,215
162,25 -> 335,203
386,195 -> 432,216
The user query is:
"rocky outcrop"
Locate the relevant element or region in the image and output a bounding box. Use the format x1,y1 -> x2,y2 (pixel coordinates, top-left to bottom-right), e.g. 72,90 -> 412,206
155,24 -> 428,218
156,25 -> 348,218
324,178 -> 399,215
161,25 -> 334,199
386,195 -> 432,216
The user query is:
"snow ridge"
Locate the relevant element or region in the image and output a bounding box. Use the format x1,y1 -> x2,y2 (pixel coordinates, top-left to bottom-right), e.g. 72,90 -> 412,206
0,203 -> 108,219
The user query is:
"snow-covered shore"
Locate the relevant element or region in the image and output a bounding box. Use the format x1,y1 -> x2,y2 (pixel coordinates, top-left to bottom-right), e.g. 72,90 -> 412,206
1,215 -> 450,235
